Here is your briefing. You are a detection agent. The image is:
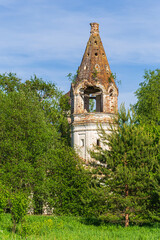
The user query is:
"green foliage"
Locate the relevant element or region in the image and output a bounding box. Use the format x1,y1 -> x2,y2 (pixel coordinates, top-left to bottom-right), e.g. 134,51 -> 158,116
134,69 -> 160,125
0,72 -> 95,217
0,182 -> 9,214
66,72 -> 77,84
108,72 -> 115,83
108,72 -> 121,85
0,72 -> 21,92
8,191 -> 28,233
0,183 -> 28,233
92,68 -> 98,80
89,98 -> 96,112
0,214 -> 160,240
20,217 -> 62,237
0,73 -> 70,141
0,88 -> 57,201
91,104 -> 160,226
45,144 -> 100,216
0,73 -> 65,213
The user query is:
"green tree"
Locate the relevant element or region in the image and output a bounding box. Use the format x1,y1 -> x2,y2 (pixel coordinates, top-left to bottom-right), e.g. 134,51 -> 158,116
0,182 -> 9,214
0,89 -> 59,212
134,69 -> 160,125
91,105 -> 160,226
0,73 -> 95,216
46,145 -> 89,215
0,183 -> 28,233
0,73 -> 67,213
0,73 -> 71,144
9,191 -> 28,233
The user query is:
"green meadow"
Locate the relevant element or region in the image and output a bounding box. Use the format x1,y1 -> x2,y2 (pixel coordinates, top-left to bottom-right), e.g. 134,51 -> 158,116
0,214 -> 160,240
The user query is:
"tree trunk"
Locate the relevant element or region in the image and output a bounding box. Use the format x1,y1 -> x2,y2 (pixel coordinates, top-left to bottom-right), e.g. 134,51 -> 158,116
125,183 -> 129,227
12,219 -> 16,233
125,213 -> 129,227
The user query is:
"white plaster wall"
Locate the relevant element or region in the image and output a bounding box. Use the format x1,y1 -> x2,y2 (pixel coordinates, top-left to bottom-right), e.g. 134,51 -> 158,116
71,122 -> 110,161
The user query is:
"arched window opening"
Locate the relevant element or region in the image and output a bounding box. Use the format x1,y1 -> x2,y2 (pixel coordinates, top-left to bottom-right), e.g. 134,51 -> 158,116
83,86 -> 103,112
109,88 -> 113,97
81,139 -> 84,147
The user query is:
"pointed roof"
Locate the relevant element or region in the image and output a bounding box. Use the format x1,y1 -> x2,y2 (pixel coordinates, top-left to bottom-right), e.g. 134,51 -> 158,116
75,23 -> 116,90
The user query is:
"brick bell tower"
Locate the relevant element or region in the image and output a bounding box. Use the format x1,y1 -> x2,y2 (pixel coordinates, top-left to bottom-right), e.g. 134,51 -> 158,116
70,23 -> 118,161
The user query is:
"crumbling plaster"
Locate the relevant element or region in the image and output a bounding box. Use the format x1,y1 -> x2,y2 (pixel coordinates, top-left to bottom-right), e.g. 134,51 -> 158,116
70,23 -> 118,161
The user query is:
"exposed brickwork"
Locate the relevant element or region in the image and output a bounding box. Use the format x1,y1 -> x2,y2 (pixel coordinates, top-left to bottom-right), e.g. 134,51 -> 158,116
74,23 -> 117,91
70,23 -> 119,160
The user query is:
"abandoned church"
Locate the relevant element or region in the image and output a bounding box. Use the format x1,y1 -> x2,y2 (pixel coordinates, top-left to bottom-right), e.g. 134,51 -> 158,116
70,23 -> 118,161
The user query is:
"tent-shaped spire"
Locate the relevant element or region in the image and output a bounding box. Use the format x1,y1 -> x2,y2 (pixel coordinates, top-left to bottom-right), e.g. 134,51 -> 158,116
76,23 -> 116,89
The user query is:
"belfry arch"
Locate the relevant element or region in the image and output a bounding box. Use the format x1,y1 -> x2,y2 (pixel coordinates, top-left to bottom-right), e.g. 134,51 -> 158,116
81,86 -> 103,113
70,23 -> 118,161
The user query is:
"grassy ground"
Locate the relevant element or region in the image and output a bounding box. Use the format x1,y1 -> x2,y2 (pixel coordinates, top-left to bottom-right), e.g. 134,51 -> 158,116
0,214 -> 160,240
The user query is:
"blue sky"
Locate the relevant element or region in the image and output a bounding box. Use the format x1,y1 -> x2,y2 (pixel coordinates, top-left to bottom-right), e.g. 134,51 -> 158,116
0,0 -> 160,109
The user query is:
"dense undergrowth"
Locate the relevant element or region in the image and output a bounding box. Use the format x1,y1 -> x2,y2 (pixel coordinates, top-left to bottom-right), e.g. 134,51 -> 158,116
0,214 -> 160,240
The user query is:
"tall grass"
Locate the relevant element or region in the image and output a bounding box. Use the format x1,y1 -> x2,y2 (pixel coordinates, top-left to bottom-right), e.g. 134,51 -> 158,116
0,214 -> 160,240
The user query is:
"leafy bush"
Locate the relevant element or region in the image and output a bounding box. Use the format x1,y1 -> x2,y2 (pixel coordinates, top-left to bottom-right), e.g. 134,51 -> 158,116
8,191 -> 28,232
